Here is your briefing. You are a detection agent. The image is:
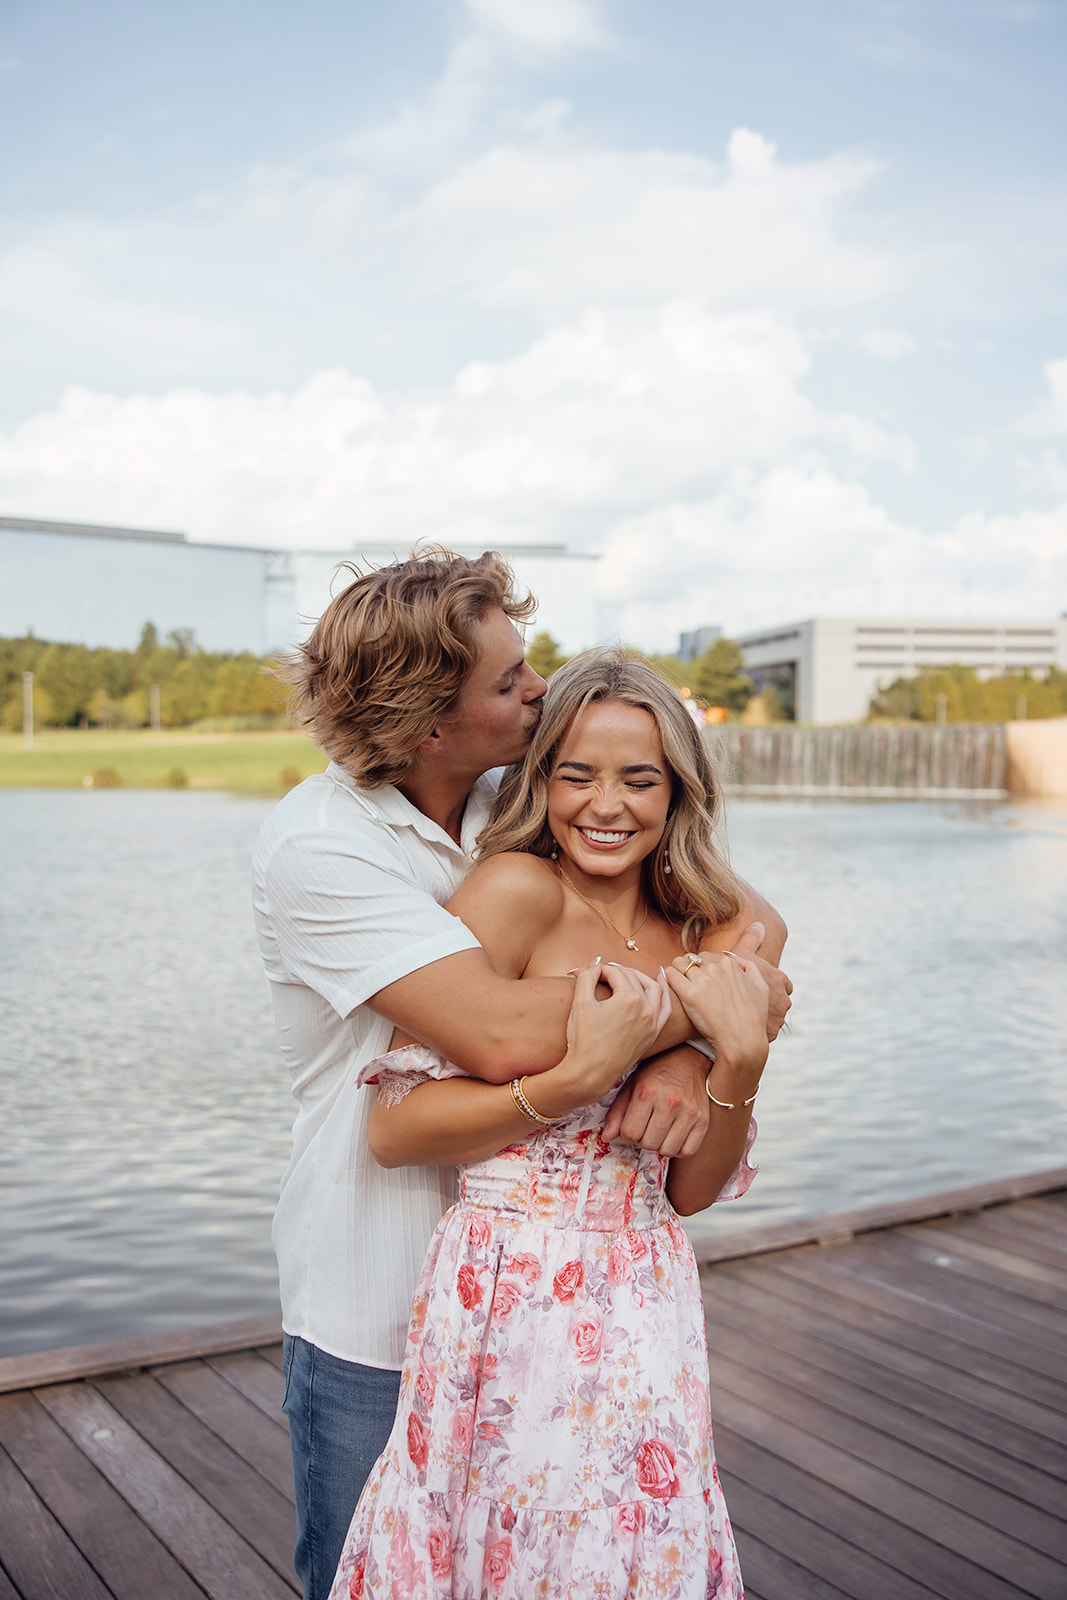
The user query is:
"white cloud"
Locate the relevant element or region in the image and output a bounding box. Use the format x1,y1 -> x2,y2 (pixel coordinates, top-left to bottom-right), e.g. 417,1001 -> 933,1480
463,0 -> 613,53
412,129 -> 898,317
858,327 -> 919,360
1015,357 -> 1067,433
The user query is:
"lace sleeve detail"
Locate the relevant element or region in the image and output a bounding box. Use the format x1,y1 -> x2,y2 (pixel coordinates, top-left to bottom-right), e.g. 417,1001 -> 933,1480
357,1043 -> 470,1108
713,1116 -> 759,1202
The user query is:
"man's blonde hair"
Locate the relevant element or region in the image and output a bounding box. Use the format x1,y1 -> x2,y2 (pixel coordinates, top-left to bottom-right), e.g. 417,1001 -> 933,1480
286,548 -> 535,786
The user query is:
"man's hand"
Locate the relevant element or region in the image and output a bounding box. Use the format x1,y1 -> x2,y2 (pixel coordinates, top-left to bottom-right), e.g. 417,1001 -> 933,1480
600,1045 -> 711,1157
730,921 -> 792,1041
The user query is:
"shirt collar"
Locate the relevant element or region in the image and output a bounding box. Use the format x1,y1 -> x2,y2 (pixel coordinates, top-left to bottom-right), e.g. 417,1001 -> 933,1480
327,761 -> 500,857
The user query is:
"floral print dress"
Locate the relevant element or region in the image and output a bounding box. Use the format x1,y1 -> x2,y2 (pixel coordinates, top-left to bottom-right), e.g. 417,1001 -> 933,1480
328,1046 -> 757,1600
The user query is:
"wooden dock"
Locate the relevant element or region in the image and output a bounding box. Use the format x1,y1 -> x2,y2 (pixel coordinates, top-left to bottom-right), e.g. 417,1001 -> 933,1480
1,1168 -> 1065,1599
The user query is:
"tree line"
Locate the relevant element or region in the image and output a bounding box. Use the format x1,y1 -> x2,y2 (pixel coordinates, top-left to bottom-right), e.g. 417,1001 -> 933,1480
527,631 -> 766,718
868,663 -> 1067,723
1,624 -> 288,731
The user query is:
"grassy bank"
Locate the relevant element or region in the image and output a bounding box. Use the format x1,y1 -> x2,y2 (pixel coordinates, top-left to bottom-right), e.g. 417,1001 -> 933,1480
0,728 -> 328,794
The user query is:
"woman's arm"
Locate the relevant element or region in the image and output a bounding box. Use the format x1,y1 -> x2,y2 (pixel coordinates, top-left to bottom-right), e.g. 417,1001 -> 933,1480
662,951 -> 770,1215
368,962 -> 668,1167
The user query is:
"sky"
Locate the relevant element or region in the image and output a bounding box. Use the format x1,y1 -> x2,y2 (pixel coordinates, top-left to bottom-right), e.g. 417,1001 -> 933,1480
1,0 -> 1066,648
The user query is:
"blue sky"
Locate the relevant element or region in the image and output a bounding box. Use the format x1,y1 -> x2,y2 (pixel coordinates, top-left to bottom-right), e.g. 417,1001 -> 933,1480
1,0 -> 1065,645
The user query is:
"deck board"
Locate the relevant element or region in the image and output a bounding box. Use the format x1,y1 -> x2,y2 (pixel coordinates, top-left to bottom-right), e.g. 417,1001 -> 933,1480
0,1173 -> 1064,1599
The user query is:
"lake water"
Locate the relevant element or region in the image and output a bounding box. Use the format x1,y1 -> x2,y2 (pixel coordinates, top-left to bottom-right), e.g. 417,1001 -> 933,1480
1,788 -> 1065,1358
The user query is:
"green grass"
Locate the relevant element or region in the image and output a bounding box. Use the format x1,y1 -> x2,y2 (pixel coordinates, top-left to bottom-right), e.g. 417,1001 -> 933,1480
0,728 -> 328,794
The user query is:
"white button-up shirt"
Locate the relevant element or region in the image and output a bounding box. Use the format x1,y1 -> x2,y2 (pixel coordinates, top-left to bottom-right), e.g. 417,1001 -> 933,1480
252,760 -> 498,1368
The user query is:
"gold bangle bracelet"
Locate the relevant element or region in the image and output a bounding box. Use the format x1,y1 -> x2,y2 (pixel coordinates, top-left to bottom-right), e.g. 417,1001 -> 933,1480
509,1075 -> 557,1125
705,1075 -> 761,1111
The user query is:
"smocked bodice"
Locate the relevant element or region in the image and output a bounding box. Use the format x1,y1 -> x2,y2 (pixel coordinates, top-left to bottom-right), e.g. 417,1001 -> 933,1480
459,1093 -> 671,1232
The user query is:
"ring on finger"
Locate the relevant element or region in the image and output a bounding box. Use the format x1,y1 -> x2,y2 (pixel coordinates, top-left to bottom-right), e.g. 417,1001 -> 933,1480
683,954 -> 701,976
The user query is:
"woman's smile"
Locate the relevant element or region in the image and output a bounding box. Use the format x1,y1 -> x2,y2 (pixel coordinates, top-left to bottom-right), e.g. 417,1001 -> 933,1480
547,700 -> 672,887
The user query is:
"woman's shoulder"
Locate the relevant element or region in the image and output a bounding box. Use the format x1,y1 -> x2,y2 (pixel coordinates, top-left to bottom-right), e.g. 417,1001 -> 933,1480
466,851 -> 564,909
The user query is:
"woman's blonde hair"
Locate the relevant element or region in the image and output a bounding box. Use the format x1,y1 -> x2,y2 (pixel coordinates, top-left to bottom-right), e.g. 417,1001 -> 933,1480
476,648 -> 744,950
284,548 -> 535,787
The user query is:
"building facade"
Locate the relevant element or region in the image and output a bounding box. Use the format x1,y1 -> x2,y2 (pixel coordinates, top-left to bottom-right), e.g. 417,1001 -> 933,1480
734,616 -> 1067,724
1,516 -> 600,657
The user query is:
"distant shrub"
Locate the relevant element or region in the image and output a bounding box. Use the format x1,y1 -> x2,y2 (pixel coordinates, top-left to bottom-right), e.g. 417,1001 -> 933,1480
165,767 -> 188,788
279,765 -> 302,791
91,767 -> 121,788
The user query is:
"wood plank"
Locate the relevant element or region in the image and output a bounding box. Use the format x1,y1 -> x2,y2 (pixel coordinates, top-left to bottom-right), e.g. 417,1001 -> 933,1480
712,1408 -> 1051,1599
826,1231 -> 1066,1347
155,1359 -> 294,1502
728,1524 -> 856,1600
688,1169 -> 1067,1265
0,1315 -> 282,1396
901,1221 -> 1067,1299
256,1344 -> 285,1373
706,1341 -> 1067,1561
764,1241 -> 1067,1395
896,1223 -> 1067,1311
720,1462 -> 942,1600
205,1350 -> 286,1422
955,1210 -> 1067,1273
0,1558 -> 23,1600
1010,1195 -> 1067,1236
0,1443 -> 115,1600
703,1264 -> 1067,1465
723,1254 -> 1067,1420
0,1390 -> 205,1600
704,1304 -> 1067,1518
980,1202 -> 1067,1251
36,1383 -> 293,1600
96,1372 -> 298,1590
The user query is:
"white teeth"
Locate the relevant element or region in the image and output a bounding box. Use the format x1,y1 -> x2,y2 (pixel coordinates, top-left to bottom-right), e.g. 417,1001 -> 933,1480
580,829 -> 631,844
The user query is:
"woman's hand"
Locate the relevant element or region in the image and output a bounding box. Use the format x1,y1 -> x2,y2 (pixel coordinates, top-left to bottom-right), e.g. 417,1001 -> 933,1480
665,951 -> 770,1084
525,958 -> 668,1117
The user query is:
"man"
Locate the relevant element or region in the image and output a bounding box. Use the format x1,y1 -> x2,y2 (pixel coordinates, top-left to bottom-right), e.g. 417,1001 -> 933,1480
253,549 -> 790,1599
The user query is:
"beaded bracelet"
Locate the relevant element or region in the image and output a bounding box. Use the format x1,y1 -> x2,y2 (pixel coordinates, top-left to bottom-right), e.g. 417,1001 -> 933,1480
509,1075 -> 557,1125
705,1076 -> 760,1112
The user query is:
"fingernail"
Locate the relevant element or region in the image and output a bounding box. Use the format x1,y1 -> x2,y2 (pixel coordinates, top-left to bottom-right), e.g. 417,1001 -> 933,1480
749,921 -> 764,938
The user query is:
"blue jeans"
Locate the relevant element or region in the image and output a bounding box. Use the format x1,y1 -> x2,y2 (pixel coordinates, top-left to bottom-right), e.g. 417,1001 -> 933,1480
282,1335 -> 402,1600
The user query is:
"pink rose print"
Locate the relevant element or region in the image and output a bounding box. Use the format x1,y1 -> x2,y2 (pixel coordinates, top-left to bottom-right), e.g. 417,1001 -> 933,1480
427,1522 -> 451,1581
568,1305 -> 604,1365
467,1214 -> 493,1251
614,1502 -> 645,1536
506,1251 -> 541,1285
406,1412 -> 429,1472
500,1504 -> 517,1531
491,1279 -> 524,1323
415,1364 -> 436,1406
628,1232 -> 649,1262
635,1438 -> 680,1501
486,1536 -> 513,1590
452,1408 -> 474,1452
347,1557 -> 366,1598
456,1263 -> 484,1309
607,1241 -> 632,1285
552,1259 -> 584,1302
478,1422 -> 504,1441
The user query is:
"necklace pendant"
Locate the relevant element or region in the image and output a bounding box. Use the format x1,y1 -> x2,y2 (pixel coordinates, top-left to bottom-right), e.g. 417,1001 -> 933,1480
626,938 -> 638,950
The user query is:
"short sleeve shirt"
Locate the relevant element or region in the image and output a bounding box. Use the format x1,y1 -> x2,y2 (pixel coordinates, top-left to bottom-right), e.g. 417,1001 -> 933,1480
252,760 -> 497,1369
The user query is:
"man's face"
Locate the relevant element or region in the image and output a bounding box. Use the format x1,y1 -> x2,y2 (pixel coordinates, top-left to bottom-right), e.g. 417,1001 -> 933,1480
438,607 -> 548,776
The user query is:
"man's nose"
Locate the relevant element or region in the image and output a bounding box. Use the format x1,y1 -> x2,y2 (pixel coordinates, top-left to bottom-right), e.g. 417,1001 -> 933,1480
523,666 -> 549,702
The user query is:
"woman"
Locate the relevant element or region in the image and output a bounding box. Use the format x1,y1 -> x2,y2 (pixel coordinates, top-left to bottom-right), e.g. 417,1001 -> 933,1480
329,649 -> 775,1599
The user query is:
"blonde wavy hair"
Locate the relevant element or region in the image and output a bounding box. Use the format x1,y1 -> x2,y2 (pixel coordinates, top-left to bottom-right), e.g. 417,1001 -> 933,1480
284,548 -> 535,787
476,648 -> 743,950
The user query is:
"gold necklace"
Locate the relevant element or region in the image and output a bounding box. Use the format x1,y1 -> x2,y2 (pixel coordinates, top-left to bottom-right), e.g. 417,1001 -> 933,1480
556,864 -> 649,952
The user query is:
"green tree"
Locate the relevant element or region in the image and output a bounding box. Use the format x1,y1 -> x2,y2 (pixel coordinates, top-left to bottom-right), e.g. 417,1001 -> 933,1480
35,643 -> 98,725
692,638 -> 752,715
526,631 -> 568,679
208,654 -> 288,717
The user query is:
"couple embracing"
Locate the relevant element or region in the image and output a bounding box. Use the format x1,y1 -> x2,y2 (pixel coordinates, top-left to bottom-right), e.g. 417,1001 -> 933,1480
253,549 -> 791,1600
